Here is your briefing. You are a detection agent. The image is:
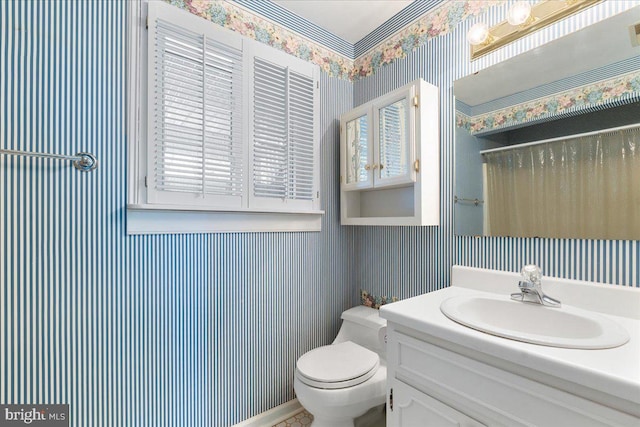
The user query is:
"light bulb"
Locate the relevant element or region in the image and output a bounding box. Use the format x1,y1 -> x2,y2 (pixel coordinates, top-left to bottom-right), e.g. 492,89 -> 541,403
467,22 -> 490,46
507,1 -> 532,26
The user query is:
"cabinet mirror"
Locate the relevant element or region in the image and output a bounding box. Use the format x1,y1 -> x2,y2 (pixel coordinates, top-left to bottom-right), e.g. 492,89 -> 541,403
344,111 -> 371,188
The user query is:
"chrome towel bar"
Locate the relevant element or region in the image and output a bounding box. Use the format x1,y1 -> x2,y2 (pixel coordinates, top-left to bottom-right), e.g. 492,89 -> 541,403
0,148 -> 97,172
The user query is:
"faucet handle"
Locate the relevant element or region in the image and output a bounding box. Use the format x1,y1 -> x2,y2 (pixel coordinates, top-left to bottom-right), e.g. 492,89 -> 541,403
521,264 -> 542,284
513,265 -> 561,307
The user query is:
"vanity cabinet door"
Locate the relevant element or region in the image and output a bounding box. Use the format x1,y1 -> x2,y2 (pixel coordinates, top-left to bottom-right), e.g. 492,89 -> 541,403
341,106 -> 373,190
373,86 -> 416,188
390,331 -> 640,427
390,381 -> 485,427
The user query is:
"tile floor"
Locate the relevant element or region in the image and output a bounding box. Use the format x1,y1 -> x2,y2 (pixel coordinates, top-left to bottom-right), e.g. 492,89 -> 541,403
272,410 -> 313,427
272,405 -> 386,427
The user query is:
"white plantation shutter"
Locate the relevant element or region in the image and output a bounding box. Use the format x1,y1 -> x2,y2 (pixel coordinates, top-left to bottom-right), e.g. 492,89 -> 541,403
288,71 -> 316,201
250,47 -> 319,210
147,3 -> 245,208
142,2 -> 321,222
203,38 -> 244,199
252,58 -> 288,200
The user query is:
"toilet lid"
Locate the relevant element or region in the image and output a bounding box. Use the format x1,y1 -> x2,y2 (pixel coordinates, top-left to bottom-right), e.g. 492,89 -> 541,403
296,341 -> 379,389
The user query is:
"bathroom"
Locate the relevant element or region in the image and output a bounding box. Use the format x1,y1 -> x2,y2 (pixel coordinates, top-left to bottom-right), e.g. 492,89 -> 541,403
1,0 -> 639,426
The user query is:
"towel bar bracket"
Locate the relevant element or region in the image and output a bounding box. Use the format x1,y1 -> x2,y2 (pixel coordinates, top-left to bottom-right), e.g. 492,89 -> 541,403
73,152 -> 98,172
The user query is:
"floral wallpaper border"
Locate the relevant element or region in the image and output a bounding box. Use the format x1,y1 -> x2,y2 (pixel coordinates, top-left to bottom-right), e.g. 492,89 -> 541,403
165,0 -> 354,79
456,71 -> 640,135
164,0 -> 499,80
361,290 -> 398,310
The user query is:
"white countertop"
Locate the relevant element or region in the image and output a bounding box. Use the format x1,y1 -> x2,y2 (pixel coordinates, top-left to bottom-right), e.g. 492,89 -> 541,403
379,266 -> 640,412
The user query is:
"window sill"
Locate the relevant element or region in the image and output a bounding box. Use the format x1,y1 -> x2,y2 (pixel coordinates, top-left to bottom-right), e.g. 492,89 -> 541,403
126,204 -> 324,235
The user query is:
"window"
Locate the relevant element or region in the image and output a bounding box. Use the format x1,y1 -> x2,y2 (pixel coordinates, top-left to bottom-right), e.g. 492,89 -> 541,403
127,1 -> 322,234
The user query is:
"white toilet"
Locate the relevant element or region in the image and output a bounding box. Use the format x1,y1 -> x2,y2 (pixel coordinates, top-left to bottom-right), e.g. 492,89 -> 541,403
294,305 -> 387,427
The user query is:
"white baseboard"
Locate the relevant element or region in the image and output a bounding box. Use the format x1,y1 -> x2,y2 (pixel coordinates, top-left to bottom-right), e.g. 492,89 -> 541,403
233,399 -> 304,427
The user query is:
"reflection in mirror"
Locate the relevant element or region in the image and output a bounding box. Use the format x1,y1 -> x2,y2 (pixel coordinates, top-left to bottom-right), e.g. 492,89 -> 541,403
379,99 -> 409,180
483,125 -> 640,239
346,115 -> 370,185
454,6 -> 640,239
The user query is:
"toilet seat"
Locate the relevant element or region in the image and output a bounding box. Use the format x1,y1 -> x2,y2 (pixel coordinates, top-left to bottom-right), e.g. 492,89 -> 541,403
295,341 -> 380,389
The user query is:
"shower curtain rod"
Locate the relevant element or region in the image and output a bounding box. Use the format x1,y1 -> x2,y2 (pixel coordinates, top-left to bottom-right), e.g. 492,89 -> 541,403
0,148 -> 97,171
479,122 -> 640,155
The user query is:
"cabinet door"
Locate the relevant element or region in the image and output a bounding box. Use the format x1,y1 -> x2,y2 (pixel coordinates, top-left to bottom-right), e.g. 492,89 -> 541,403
389,381 -> 485,427
341,106 -> 373,190
373,85 -> 416,188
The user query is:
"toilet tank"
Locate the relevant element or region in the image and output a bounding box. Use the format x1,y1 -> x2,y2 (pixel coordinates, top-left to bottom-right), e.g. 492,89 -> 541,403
333,306 -> 387,357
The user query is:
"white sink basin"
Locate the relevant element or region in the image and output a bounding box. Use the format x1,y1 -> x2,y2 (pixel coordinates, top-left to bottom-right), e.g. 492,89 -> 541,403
440,295 -> 630,349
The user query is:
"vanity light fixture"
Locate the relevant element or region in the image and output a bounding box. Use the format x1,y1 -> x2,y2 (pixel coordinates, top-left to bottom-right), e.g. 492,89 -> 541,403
467,22 -> 491,46
469,0 -> 602,60
507,1 -> 533,26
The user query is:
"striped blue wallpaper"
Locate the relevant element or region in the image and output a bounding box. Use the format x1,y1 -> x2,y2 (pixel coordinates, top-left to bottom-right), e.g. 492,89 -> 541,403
353,0 -> 640,301
3,1 -> 640,426
1,1 -> 354,426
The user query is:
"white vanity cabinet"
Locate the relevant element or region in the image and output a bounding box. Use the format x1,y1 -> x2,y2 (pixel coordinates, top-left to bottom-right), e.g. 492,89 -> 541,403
381,266 -> 640,427
386,327 -> 638,426
390,380 -> 485,427
340,79 -> 439,226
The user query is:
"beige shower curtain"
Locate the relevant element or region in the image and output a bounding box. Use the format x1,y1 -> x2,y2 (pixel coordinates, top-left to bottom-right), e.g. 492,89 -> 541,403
485,127 -> 640,240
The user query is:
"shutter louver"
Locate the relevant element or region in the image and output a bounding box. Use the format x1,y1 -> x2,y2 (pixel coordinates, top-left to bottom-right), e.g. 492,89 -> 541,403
155,21 -> 205,194
251,57 -> 317,206
203,37 -> 244,198
288,71 -> 315,201
150,18 -> 243,206
252,57 -> 288,199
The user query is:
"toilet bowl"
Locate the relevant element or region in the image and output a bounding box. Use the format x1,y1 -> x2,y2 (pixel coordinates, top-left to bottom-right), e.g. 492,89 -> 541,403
294,306 -> 387,427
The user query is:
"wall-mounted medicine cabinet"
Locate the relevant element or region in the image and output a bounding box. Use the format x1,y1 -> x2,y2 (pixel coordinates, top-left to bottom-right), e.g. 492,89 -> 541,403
340,78 -> 440,226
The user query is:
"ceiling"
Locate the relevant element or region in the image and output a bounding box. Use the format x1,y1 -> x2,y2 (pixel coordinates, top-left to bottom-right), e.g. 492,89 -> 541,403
272,0 -> 414,44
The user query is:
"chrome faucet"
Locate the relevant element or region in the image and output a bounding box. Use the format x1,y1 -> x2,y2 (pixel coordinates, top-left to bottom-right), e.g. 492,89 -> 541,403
510,265 -> 561,307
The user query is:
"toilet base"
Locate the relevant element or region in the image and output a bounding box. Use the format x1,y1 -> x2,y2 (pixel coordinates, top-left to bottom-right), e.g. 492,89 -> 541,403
355,404 -> 386,427
308,403 -> 386,427
294,364 -> 387,427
